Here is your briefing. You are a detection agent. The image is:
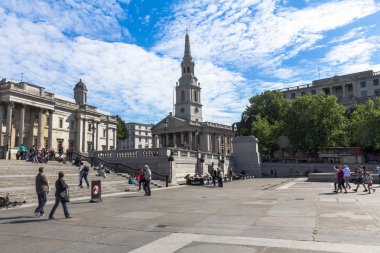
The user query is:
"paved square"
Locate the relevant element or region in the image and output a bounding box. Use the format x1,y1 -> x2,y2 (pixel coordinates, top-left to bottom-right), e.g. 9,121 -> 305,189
1,178 -> 380,253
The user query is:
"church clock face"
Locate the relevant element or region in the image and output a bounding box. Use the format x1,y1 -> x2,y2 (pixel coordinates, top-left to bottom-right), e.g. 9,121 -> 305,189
181,108 -> 185,113
194,108 -> 199,114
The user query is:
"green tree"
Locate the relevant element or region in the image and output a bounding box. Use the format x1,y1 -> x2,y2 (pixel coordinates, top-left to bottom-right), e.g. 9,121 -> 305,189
245,91 -> 291,158
115,115 -> 128,141
348,97 -> 380,151
284,94 -> 348,158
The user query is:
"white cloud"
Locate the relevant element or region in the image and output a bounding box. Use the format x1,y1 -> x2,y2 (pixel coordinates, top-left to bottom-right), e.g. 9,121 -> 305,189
0,0 -> 130,41
0,6 -> 249,125
154,0 -> 380,70
322,36 -> 380,69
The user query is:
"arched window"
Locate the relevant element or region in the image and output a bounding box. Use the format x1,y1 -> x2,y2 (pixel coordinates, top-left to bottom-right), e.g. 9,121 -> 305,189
181,90 -> 185,101
187,67 -> 190,73
194,91 -> 198,102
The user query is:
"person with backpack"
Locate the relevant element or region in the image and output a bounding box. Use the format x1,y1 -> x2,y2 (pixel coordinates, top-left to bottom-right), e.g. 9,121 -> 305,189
79,164 -> 90,188
49,171 -> 71,219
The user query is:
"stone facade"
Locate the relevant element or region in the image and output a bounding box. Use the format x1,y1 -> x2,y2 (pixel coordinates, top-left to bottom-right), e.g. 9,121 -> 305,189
279,70 -> 380,106
151,32 -> 234,156
0,79 -> 117,159
118,122 -> 153,149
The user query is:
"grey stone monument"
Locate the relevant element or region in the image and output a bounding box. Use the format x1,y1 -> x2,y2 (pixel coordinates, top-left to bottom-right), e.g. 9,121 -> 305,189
231,136 -> 262,177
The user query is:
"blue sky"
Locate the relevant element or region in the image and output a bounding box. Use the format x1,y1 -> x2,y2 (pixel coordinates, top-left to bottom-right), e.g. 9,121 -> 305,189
0,0 -> 380,124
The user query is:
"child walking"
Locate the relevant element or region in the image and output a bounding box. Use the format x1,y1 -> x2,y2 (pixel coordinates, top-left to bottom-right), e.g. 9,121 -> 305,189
365,172 -> 376,194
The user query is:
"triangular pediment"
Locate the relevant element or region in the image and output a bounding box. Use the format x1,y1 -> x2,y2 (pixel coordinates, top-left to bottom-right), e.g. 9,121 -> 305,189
152,116 -> 191,132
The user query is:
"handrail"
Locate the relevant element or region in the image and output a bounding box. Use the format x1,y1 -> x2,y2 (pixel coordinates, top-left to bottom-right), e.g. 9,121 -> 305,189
71,151 -> 169,187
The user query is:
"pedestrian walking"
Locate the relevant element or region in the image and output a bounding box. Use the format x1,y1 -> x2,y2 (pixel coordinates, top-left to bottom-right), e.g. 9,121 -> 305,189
353,166 -> 368,192
79,165 -> 90,188
49,171 -> 71,219
334,166 -> 347,193
217,168 -> 224,187
34,167 -> 49,217
377,165 -> 380,187
143,165 -> 152,196
212,168 -> 217,186
136,168 -> 145,191
270,169 -> 273,177
274,170 -> 277,178
365,172 -> 376,194
342,165 -> 351,189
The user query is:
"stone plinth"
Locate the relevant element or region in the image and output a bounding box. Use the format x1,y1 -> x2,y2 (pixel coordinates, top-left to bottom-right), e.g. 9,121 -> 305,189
231,136 -> 262,177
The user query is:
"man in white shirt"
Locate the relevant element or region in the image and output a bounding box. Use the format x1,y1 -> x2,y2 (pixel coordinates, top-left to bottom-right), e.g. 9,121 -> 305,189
342,165 -> 351,189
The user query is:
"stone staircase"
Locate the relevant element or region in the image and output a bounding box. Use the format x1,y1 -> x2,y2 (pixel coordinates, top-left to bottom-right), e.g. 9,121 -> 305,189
0,160 -> 166,204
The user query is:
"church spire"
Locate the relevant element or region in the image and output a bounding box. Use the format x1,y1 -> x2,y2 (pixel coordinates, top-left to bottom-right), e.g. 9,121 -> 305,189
183,31 -> 192,62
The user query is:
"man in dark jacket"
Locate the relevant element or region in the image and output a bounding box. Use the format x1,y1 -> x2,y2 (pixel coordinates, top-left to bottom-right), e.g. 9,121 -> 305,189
34,167 -> 49,217
48,171 -> 71,219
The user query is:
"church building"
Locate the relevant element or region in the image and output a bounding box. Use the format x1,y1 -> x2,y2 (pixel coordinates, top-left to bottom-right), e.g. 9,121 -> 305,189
151,33 -> 234,156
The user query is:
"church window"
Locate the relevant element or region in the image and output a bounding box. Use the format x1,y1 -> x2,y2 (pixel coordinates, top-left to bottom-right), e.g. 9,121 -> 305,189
187,67 -> 190,73
194,91 -> 198,102
181,90 -> 185,101
59,118 -> 63,128
88,123 -> 92,132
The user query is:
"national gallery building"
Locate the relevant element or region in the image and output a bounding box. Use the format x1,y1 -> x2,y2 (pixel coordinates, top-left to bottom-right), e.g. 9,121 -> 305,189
0,79 -> 117,159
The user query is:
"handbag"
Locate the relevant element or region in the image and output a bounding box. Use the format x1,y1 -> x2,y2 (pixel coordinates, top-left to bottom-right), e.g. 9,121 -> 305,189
60,188 -> 70,202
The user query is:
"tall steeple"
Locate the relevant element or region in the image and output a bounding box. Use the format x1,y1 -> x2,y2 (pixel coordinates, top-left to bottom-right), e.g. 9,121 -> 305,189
183,31 -> 192,62
175,32 -> 203,122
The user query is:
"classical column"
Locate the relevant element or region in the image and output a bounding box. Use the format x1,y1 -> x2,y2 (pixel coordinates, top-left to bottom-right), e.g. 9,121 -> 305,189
188,131 -> 193,150
6,103 -> 14,147
37,108 -> 43,149
82,119 -> 87,152
48,110 -> 54,149
173,133 -> 177,147
165,133 -> 169,147
180,132 -> 184,146
106,123 -> 109,150
95,122 -> 99,151
28,109 -> 35,147
0,104 -> 4,146
76,114 -> 83,152
18,104 -> 25,146
113,129 -> 117,150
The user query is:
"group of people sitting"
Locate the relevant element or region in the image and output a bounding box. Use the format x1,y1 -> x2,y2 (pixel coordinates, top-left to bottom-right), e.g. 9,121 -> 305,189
15,144 -> 66,164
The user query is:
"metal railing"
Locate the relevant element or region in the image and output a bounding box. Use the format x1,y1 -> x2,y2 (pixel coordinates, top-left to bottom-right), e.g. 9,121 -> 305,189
71,151 -> 169,187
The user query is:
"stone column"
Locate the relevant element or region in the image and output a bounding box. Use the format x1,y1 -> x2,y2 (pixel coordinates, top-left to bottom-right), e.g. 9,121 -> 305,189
173,133 -> 177,147
106,123 -> 109,150
76,114 -> 83,152
96,122 -> 99,151
6,103 -> 14,147
28,109 -> 35,147
37,108 -> 43,149
83,119 -> 87,152
188,131 -> 193,150
180,132 -> 184,146
0,104 -> 4,146
113,128 -> 116,149
18,104 -> 25,146
48,110 -> 54,149
165,133 -> 169,147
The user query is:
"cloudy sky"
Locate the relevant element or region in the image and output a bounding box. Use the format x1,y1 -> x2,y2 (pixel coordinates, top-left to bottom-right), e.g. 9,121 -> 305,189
0,0 -> 379,124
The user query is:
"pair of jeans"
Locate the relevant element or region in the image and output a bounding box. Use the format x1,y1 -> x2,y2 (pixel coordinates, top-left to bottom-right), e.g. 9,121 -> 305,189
143,180 -> 151,196
218,177 -> 223,187
49,197 -> 70,218
35,191 -> 47,214
79,174 -> 89,187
